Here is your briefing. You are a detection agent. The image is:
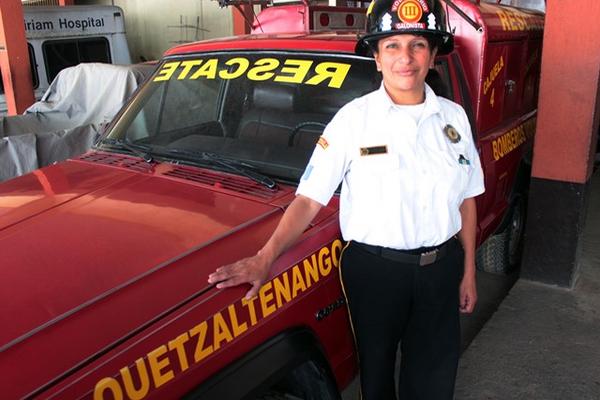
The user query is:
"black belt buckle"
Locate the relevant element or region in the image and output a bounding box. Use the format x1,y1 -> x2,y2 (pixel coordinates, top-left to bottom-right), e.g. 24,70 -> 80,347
419,249 -> 438,266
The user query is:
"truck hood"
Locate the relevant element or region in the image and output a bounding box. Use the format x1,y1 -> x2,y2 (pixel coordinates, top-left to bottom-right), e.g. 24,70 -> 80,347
0,155 -> 300,397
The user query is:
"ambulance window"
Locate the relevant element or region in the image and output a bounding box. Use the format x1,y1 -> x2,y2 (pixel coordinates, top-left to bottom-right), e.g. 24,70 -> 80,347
0,44 -> 38,94
42,37 -> 111,83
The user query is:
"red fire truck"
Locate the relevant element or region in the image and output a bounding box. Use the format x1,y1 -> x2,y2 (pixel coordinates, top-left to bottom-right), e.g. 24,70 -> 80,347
0,1 -> 543,399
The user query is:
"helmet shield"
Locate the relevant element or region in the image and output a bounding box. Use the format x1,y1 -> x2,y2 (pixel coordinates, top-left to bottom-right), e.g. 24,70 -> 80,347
357,0 -> 454,56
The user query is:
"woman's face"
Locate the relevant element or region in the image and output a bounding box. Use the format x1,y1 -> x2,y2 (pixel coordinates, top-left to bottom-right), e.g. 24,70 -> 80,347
374,34 -> 437,104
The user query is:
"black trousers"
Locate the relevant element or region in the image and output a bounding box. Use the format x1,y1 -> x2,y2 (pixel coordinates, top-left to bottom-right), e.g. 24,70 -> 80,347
339,239 -> 463,400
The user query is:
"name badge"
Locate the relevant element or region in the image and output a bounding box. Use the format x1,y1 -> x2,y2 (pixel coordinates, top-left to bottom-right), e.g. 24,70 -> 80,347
360,145 -> 388,156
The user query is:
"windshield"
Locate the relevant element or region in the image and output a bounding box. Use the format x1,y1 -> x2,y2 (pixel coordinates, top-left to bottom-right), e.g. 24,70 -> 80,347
100,51 -> 379,184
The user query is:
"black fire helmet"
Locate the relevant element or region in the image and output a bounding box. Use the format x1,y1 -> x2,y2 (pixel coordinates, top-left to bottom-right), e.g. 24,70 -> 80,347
356,0 -> 454,56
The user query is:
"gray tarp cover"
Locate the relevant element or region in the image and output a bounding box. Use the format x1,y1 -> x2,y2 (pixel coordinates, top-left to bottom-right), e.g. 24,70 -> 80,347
0,62 -> 155,182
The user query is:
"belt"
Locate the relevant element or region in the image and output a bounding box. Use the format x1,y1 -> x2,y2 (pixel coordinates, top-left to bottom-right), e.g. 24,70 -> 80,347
354,239 -> 453,266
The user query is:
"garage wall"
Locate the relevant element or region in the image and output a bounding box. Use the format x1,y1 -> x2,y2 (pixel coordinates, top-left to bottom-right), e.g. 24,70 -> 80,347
77,0 -> 233,62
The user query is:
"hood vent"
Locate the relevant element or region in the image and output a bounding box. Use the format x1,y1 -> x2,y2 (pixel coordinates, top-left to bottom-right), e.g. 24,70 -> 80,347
163,165 -> 279,200
78,152 -> 153,173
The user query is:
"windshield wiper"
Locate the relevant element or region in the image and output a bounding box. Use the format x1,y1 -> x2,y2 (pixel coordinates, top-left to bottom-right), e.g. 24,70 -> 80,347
97,138 -> 155,163
166,149 -> 278,190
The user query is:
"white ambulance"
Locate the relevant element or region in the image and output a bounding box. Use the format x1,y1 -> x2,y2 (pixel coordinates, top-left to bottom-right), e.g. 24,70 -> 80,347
0,5 -> 132,114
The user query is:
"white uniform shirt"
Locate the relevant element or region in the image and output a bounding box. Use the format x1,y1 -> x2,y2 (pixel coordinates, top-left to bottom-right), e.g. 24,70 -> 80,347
296,83 -> 485,250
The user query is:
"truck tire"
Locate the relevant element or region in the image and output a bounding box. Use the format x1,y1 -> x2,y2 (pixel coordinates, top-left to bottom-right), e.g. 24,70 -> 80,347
506,196 -> 525,267
476,197 -> 525,274
476,228 -> 509,274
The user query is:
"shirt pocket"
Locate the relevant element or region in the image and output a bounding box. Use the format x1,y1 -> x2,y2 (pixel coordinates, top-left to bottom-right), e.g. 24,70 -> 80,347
427,147 -> 471,205
451,146 -> 474,196
348,153 -> 404,214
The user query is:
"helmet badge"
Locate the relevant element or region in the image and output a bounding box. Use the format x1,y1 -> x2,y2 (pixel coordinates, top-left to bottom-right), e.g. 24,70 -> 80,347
397,0 -> 423,24
382,13 -> 393,31
427,13 -> 437,29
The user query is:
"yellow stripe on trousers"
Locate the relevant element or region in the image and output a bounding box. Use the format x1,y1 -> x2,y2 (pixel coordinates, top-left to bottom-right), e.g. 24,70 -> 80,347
338,240 -> 363,400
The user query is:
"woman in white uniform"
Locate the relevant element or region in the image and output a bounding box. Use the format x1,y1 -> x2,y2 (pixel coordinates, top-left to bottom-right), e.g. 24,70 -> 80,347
209,0 -> 484,398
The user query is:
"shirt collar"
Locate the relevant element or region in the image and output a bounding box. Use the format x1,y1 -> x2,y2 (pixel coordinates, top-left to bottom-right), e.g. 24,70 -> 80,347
374,82 -> 442,120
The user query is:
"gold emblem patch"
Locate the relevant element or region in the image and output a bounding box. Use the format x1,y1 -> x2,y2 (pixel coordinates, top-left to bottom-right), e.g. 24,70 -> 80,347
398,0 -> 423,24
443,124 -> 461,144
317,136 -> 329,149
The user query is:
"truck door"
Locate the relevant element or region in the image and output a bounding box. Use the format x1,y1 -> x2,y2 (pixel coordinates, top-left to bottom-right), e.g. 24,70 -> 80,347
480,43 -> 507,132
521,38 -> 543,113
480,41 -> 527,129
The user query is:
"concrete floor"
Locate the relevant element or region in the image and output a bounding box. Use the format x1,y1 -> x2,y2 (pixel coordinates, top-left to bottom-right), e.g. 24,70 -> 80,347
342,168 -> 600,400
455,170 -> 600,399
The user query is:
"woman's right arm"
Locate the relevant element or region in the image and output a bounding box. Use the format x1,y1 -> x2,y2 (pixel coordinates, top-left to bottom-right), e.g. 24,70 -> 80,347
207,194 -> 323,299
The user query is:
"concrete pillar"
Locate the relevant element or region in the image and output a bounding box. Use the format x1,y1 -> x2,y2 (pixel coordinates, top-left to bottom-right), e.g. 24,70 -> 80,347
0,0 -> 35,115
521,0 -> 600,287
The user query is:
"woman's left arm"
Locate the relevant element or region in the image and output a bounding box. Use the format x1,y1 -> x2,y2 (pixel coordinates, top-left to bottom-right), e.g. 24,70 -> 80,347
458,197 -> 478,313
